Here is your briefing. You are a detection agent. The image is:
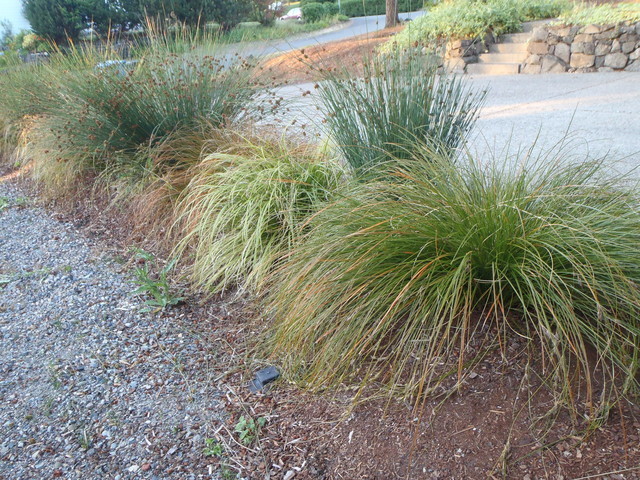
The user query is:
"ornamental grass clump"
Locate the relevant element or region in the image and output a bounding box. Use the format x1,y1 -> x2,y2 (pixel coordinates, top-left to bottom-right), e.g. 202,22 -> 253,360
267,147 -> 640,412
9,32 -> 264,198
36,53 -> 256,183
317,48 -> 485,172
174,139 -> 344,294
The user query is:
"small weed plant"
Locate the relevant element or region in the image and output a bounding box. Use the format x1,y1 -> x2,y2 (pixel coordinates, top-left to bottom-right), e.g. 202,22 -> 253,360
203,438 -> 225,457
0,196 -> 28,211
131,249 -> 184,312
268,146 -> 640,415
234,415 -> 266,446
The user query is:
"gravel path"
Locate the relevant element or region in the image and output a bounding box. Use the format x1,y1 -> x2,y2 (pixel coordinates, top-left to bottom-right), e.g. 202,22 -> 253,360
0,181 -> 235,480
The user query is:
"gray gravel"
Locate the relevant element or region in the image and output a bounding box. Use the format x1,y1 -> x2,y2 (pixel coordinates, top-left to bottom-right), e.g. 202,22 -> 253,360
0,181 -> 235,479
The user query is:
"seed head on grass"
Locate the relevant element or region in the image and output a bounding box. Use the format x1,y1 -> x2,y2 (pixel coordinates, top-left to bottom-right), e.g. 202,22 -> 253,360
267,145 -> 640,414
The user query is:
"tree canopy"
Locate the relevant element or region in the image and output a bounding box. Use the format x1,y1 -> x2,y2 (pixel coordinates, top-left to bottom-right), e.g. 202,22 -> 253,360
22,0 -> 255,43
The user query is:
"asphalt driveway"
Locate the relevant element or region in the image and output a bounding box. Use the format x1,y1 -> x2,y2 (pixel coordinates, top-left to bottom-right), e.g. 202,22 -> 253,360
467,72 -> 640,172
238,10 -> 425,57
279,71 -> 640,172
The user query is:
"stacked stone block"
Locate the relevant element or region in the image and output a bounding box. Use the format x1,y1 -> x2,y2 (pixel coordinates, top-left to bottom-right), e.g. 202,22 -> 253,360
522,22 -> 640,73
442,35 -> 494,72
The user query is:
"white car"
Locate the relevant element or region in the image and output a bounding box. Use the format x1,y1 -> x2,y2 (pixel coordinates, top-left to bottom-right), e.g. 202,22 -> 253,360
279,7 -> 302,20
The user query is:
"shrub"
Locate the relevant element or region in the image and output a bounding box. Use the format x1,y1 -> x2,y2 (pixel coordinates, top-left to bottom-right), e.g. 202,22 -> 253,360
390,0 -> 570,45
317,48 -> 485,172
302,2 -> 327,22
323,3 -> 339,17
557,3 -> 640,26
23,0 -> 85,43
340,0 -> 419,17
267,147 -> 640,412
22,33 -> 50,52
521,0 -> 572,21
174,139 -> 344,294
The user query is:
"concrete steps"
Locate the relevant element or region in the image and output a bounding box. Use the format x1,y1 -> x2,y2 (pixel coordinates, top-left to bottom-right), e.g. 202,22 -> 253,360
467,32 -> 529,75
466,63 -> 521,75
478,52 -> 526,64
489,42 -> 528,54
466,21 -> 549,75
499,32 -> 531,43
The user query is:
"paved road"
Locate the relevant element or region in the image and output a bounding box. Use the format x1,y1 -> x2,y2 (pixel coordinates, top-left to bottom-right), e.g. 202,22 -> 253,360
466,72 -> 640,172
237,10 -> 425,57
278,72 -> 640,173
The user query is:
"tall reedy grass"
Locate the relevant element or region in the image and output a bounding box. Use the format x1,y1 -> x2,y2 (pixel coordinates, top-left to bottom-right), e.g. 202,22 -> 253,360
267,146 -> 640,416
2,27 -> 265,199
174,137 -> 344,295
0,40 -> 122,125
317,48 -> 485,173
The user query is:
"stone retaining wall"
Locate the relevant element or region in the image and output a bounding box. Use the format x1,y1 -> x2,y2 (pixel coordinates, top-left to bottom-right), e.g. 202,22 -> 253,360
441,35 -> 494,72
523,22 -> 640,73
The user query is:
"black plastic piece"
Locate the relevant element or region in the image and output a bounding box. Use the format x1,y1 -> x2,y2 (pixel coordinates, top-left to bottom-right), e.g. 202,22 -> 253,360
248,366 -> 280,393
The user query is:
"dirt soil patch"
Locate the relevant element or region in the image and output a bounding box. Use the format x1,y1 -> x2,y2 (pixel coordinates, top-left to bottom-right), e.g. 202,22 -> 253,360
260,26 -> 404,85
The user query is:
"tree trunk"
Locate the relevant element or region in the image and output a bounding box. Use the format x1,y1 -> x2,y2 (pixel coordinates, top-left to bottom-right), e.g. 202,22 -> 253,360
385,0 -> 399,29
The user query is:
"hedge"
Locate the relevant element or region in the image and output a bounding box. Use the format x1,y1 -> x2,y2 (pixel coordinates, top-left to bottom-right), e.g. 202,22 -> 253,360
302,2 -> 339,21
340,0 -> 421,18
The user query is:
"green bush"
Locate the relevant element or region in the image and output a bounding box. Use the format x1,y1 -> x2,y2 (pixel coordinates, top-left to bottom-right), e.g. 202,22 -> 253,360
302,2 -> 327,22
340,0 -> 419,18
317,48 -> 485,172
268,148 -> 640,412
521,0 -> 572,20
301,0 -> 335,4
323,3 -> 339,17
174,140 -> 344,294
302,1 -> 339,22
557,3 -> 640,26
390,0 -> 570,45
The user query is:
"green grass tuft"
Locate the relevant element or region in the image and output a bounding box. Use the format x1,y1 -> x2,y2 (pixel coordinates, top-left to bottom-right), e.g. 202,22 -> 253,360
267,146 -> 640,412
174,138 -> 344,294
